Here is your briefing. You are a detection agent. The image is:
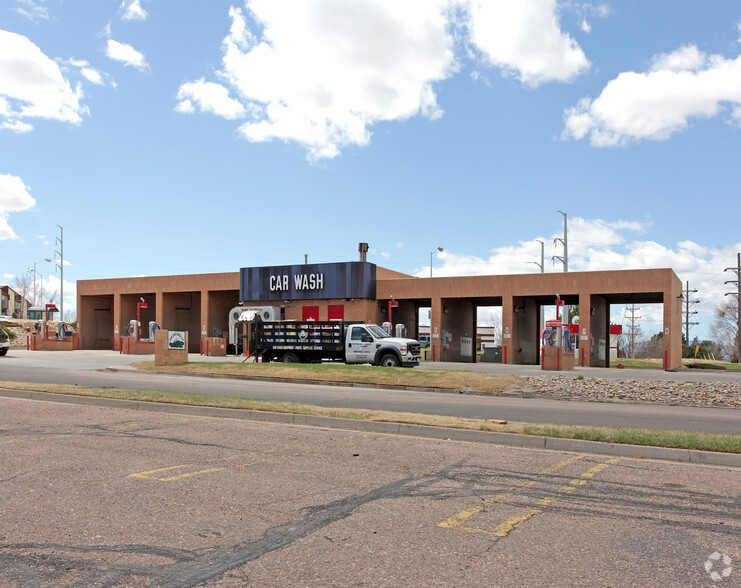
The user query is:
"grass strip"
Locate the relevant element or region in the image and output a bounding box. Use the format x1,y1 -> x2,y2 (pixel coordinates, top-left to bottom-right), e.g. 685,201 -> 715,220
132,361 -> 526,394
1,380 -> 738,454
610,358 -> 741,370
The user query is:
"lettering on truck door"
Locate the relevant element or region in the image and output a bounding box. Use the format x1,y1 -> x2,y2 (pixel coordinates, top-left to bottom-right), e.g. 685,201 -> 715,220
346,326 -> 375,363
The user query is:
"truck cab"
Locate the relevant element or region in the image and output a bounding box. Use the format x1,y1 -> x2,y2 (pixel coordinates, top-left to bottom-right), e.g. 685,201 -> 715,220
345,323 -> 421,367
0,322 -> 10,356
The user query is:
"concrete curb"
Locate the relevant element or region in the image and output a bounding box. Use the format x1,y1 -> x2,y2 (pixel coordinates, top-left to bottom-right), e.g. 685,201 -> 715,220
1,387 -> 739,468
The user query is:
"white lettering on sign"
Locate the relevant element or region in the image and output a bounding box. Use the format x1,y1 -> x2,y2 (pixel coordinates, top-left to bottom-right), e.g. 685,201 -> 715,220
293,273 -> 325,291
269,273 -> 324,292
270,275 -> 289,291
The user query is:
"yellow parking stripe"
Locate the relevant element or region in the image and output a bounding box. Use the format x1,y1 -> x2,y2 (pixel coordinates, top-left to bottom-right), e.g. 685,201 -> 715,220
130,436 -> 384,482
438,455 -> 583,529
490,458 -> 620,537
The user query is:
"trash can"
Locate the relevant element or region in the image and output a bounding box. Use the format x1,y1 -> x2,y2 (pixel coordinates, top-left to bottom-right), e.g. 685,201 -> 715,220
483,346 -> 502,363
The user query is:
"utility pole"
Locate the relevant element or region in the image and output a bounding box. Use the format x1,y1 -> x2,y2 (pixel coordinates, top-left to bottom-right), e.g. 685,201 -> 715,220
552,211 -> 568,271
528,240 -> 545,334
624,304 -> 641,359
682,281 -> 699,345
529,240 -> 545,273
724,252 -> 741,362
55,225 -> 64,320
552,211 -> 569,322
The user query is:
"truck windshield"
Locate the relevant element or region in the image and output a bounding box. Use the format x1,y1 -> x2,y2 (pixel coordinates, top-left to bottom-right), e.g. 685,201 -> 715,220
367,325 -> 391,339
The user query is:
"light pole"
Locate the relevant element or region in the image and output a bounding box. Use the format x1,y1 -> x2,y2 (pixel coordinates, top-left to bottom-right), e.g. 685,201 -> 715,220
429,247 -> 443,362
528,240 -> 545,335
32,258 -> 51,306
552,211 -> 569,324
55,225 -> 64,320
430,247 -> 443,278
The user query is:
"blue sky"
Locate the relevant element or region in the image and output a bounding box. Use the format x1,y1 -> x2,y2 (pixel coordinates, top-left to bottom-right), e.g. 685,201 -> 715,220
1,0 -> 740,341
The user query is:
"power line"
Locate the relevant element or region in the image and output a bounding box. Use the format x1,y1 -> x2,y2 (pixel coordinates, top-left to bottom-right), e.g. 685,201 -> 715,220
624,304 -> 641,360
724,252 -> 741,361
552,211 -> 568,271
682,281 -> 700,344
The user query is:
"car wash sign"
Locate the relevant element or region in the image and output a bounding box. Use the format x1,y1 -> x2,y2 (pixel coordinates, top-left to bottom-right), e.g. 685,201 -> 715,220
240,262 -> 376,302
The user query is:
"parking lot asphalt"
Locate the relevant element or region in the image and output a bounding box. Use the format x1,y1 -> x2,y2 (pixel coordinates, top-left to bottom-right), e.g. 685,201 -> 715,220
1,397 -> 739,587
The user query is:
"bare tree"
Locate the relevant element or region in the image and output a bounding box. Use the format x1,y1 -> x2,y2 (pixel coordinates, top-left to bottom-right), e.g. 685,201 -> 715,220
38,286 -> 59,308
9,274 -> 33,317
710,297 -> 739,362
484,309 -> 502,346
11,273 -> 33,302
12,272 -> 55,308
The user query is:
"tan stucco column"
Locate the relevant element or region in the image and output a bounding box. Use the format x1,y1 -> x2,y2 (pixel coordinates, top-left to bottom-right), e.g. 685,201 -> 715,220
589,295 -> 609,367
200,290 -> 209,340
663,279 -> 683,370
578,293 -> 591,367
113,292 -> 122,351
502,294 -> 513,364
156,291 -> 164,327
430,297 -> 443,361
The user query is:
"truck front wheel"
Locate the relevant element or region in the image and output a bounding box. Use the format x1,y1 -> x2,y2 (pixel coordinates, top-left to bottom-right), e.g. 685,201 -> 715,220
378,353 -> 400,368
282,352 -> 300,363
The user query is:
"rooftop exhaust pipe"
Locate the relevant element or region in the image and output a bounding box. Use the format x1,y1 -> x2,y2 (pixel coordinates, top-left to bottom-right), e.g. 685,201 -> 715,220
359,242 -> 369,262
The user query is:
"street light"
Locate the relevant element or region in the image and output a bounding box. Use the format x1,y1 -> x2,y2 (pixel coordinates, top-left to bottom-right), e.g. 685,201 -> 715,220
32,258 -> 51,306
430,247 -> 443,278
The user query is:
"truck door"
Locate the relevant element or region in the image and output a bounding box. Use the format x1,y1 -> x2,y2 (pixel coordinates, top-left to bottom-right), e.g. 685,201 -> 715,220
345,325 -> 376,364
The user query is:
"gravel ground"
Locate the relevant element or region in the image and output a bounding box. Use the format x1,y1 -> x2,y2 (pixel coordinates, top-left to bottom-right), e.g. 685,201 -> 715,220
525,375 -> 741,409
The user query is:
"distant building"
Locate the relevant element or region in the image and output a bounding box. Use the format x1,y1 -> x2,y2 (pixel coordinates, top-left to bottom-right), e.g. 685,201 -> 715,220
77,254 -> 684,369
0,285 -> 31,319
610,324 -> 623,358
28,306 -> 59,320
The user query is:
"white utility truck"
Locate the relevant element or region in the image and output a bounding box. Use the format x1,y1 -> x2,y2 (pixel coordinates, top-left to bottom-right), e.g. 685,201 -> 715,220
0,320 -> 10,356
251,320 -> 421,367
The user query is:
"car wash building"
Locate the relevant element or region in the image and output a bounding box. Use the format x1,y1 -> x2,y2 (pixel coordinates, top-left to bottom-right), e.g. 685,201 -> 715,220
77,244 -> 683,369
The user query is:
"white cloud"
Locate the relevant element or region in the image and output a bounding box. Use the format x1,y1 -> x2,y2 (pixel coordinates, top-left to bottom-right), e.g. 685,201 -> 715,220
106,39 -> 149,71
179,0 -> 456,160
177,0 -> 590,160
81,67 -> 105,85
62,58 -> 109,87
465,0 -> 590,87
175,79 -> 246,119
0,30 -> 87,132
564,2 -> 610,35
563,44 -> 741,145
121,0 -> 147,22
38,274 -> 77,313
14,0 -> 49,22
3,273 -> 16,280
0,173 -> 36,240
